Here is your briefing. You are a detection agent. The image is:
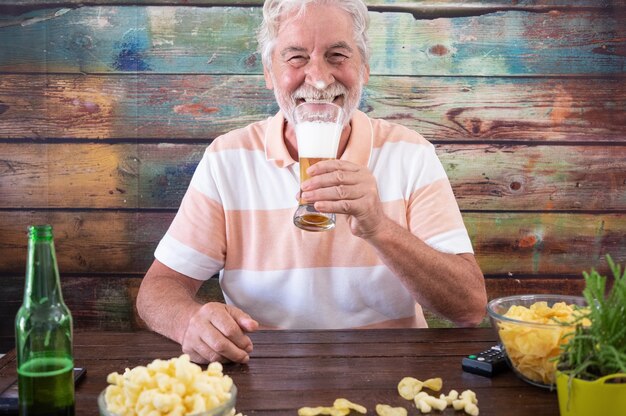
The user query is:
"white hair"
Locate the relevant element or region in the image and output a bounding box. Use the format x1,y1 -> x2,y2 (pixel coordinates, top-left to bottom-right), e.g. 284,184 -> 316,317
257,0 -> 370,69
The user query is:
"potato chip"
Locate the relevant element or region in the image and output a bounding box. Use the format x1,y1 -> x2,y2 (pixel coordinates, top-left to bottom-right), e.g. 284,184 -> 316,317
333,398 -> 367,414
298,399 -> 365,416
397,377 -> 422,400
375,404 -> 408,416
422,378 -> 442,392
298,406 -> 349,416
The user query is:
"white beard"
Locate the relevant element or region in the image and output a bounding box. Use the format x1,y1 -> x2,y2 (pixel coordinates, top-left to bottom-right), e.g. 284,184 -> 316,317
270,72 -> 364,127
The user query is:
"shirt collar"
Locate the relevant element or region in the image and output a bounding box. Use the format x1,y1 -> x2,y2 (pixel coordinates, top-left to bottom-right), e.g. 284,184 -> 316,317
264,109 -> 373,168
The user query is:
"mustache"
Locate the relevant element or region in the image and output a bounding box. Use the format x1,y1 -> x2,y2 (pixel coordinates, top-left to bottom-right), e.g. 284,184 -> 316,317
291,82 -> 348,101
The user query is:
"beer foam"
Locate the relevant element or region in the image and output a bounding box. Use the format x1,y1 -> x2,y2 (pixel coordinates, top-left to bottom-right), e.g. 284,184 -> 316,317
296,121 -> 342,158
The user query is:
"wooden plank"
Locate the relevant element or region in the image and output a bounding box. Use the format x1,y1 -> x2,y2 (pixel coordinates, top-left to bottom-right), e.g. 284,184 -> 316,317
0,211 -> 624,275
0,211 -> 170,274
0,75 -> 624,141
0,6 -> 624,76
0,143 -> 141,208
441,144 -> 626,211
466,213 -> 626,275
1,143 -> 626,210
0,275 -> 223,348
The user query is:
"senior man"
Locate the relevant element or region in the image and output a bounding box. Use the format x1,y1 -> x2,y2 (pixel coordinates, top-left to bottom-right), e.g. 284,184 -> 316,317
137,0 -> 487,364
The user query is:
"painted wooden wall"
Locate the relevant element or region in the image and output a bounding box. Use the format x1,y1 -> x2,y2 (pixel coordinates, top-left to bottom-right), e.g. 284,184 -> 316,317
1,0 -> 625,352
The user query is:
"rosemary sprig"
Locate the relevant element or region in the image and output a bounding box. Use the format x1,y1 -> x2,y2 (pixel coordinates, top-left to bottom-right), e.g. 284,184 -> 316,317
558,255 -> 626,380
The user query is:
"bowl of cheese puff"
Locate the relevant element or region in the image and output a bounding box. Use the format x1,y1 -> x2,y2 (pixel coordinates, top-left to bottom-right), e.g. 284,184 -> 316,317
487,294 -> 589,388
98,355 -> 238,416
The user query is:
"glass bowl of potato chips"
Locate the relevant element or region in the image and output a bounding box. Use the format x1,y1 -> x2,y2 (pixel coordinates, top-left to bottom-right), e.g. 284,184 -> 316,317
487,294 -> 589,388
98,355 -> 238,416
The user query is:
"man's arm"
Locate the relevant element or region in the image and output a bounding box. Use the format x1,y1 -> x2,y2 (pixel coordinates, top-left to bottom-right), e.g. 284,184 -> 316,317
137,260 -> 258,363
360,218 -> 486,326
301,160 -> 487,326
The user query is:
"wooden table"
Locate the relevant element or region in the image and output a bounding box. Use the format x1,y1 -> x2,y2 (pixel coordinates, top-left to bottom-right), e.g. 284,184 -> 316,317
0,328 -> 559,415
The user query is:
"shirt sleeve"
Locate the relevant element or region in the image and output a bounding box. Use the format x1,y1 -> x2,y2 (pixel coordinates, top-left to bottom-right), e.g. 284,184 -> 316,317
406,144 -> 474,255
154,148 -> 227,280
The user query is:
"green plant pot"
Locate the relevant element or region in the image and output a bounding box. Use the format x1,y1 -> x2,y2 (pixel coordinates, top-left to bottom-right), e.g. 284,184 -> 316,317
556,371 -> 626,416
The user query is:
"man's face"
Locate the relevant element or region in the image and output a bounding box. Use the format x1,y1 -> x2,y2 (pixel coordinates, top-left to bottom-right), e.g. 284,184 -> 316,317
264,2 -> 370,127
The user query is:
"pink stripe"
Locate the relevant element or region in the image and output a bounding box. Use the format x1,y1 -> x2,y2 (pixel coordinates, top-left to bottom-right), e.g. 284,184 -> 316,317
209,123 -> 267,153
168,187 -> 226,261
168,181 -> 463,271
220,205 -> 419,270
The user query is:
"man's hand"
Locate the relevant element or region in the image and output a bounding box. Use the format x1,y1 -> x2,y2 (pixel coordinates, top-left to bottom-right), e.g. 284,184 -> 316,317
181,302 -> 259,364
300,159 -> 386,238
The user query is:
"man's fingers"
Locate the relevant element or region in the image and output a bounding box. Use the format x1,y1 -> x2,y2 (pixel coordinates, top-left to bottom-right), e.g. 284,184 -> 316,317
307,159 -> 360,175
301,170 -> 360,193
182,331 -> 224,364
182,303 -> 256,364
200,324 -> 251,363
225,304 -> 258,329
209,305 -> 256,353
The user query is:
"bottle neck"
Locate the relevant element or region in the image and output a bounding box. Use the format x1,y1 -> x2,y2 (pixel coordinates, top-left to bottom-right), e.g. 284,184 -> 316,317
24,225 -> 64,306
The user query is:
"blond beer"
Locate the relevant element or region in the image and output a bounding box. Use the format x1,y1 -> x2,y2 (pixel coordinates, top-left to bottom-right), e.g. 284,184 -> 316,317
298,156 -> 332,205
292,102 -> 342,232
295,156 -> 334,230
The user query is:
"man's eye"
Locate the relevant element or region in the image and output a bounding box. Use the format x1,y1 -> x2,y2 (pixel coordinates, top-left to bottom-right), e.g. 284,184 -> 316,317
288,56 -> 308,65
328,53 -> 348,64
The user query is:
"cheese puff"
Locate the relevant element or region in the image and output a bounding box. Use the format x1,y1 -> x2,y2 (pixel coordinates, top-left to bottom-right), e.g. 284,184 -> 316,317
184,393 -> 207,414
414,393 -> 447,412
152,392 -> 182,412
147,358 -> 170,374
107,372 -> 124,386
137,407 -> 159,416
440,389 -> 459,405
173,355 -> 198,384
460,389 -> 478,404
206,361 -> 225,376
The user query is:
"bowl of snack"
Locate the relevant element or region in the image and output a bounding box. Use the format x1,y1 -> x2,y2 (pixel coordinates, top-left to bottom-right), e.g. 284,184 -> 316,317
487,294 -> 589,388
98,355 -> 238,416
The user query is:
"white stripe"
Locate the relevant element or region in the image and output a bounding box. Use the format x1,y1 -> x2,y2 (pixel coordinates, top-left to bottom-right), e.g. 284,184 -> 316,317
191,138 -> 446,210
154,233 -> 223,280
191,148 -> 299,211
220,265 -> 416,329
425,228 -> 474,254
371,141 -> 448,202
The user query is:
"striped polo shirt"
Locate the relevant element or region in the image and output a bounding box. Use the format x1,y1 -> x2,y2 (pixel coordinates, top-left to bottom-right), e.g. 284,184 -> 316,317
155,110 -> 473,329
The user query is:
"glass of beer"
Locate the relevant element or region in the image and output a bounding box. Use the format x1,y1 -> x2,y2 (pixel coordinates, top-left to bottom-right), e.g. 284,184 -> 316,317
293,101 -> 343,232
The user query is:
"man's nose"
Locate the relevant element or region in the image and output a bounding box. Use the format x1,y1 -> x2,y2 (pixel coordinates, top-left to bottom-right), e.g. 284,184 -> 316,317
305,58 -> 335,89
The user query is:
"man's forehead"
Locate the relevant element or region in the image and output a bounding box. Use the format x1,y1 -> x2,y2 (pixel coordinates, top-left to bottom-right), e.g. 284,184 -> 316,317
275,4 -> 355,38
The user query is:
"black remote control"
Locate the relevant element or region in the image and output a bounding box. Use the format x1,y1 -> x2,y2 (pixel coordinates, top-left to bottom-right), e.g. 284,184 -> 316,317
461,344 -> 509,377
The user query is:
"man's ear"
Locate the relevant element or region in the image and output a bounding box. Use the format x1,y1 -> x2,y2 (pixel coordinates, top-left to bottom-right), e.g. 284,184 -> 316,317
264,66 -> 274,90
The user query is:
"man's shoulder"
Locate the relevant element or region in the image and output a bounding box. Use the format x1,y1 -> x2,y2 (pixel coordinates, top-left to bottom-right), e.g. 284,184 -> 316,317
208,117 -> 270,153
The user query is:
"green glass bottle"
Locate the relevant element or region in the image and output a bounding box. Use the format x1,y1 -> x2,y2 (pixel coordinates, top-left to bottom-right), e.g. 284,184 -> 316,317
15,225 -> 75,416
